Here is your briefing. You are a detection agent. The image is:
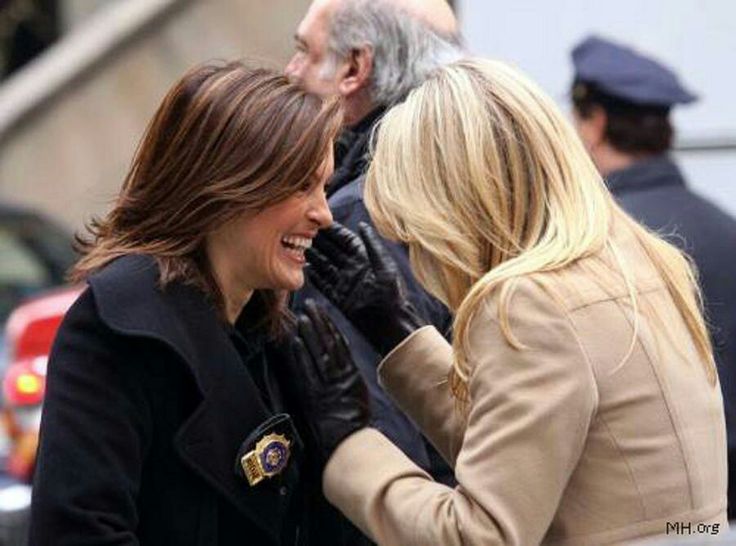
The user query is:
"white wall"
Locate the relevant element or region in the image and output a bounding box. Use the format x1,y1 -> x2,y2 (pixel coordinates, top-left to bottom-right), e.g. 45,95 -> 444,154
458,0 -> 736,216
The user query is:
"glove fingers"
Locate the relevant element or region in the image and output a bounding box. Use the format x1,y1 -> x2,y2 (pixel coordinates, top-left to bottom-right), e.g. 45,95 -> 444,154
305,264 -> 332,299
306,247 -> 340,291
320,307 -> 354,375
315,223 -> 368,265
297,313 -> 327,383
314,233 -> 367,271
290,336 -> 324,391
303,300 -> 331,342
303,300 -> 346,381
319,222 -> 364,251
359,222 -> 397,274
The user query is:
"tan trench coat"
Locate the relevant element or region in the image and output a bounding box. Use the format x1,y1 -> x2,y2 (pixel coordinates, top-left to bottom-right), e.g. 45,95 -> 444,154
323,224 -> 728,545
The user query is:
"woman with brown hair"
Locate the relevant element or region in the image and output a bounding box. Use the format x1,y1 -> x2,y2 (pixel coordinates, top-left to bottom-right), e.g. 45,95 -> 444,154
28,61 -> 361,545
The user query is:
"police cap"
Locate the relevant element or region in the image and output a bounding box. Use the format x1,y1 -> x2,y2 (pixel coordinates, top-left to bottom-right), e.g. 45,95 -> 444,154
571,35 -> 697,109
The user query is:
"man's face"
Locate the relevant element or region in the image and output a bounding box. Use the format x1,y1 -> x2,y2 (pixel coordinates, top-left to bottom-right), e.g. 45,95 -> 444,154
572,106 -> 606,171
285,0 -> 343,98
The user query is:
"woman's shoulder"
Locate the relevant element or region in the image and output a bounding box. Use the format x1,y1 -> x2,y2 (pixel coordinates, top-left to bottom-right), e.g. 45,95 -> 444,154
52,285 -> 133,364
473,274 -> 571,329
465,276 -> 598,391
57,254 -> 161,345
461,277 -> 575,367
81,254 -> 225,374
88,254 -> 160,296
470,245 -> 662,343
81,254 -> 166,334
504,240 -> 665,317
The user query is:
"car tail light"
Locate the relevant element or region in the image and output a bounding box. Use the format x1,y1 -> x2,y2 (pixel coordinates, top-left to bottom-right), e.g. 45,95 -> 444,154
2,358 -> 46,407
5,288 -> 82,363
1,286 -> 82,484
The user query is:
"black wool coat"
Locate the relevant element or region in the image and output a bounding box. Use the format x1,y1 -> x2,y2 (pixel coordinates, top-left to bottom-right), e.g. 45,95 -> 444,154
607,155 -> 736,519
29,255 -> 344,545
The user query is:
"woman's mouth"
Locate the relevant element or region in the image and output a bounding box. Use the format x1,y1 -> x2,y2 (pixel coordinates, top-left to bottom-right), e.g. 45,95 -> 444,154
281,235 -> 312,263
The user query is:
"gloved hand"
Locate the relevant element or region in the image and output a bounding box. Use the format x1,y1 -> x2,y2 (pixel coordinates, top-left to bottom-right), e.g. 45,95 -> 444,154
306,221 -> 426,356
284,299 -> 370,466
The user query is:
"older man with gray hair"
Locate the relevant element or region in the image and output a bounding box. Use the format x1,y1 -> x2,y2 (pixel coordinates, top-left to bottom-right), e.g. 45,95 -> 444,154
287,0 -> 461,123
287,0 -> 462,492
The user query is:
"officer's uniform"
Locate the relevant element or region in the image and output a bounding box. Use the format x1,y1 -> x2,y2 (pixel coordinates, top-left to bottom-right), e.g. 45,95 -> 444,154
572,35 -> 736,519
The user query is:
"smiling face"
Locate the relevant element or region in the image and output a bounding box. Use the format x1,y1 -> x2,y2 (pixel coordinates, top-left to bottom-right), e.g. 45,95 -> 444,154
206,150 -> 334,302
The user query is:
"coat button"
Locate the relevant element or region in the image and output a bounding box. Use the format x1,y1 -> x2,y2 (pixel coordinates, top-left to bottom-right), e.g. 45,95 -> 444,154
279,486 -> 288,496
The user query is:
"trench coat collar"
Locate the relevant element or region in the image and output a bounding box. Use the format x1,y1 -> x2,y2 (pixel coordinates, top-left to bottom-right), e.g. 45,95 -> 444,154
87,254 -> 295,542
605,154 -> 686,195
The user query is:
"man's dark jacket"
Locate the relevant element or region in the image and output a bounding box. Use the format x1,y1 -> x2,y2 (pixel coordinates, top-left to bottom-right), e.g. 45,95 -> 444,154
29,255 -> 344,545
296,109 -> 454,484
606,156 -> 736,518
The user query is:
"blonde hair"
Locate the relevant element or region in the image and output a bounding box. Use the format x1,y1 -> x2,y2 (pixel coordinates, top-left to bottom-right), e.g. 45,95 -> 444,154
365,58 -> 715,404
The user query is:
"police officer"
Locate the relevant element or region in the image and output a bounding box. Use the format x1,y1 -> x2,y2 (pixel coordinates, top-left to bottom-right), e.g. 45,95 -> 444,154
571,35 -> 736,519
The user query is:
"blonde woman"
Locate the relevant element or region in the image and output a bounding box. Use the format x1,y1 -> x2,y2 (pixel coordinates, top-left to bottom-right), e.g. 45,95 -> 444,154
285,58 -> 728,545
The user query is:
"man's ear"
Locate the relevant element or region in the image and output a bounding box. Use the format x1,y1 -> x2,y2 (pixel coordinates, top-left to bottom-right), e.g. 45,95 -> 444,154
336,46 -> 373,97
588,105 -> 608,147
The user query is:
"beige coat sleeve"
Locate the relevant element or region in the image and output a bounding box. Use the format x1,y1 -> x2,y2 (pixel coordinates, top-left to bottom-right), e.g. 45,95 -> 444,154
377,325 -> 463,465
323,279 -> 599,546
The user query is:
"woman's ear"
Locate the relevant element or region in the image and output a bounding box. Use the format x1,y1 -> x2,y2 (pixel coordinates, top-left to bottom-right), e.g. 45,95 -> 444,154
337,46 -> 374,97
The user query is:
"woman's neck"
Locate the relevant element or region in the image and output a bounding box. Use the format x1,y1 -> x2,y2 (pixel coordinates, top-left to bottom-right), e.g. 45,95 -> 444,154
207,248 -> 254,324
223,287 -> 253,325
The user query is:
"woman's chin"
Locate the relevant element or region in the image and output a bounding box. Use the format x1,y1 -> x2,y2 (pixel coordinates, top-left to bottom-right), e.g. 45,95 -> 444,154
274,271 -> 304,292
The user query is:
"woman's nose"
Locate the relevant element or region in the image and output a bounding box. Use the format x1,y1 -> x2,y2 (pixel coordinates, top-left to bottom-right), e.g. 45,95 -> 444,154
309,191 -> 333,228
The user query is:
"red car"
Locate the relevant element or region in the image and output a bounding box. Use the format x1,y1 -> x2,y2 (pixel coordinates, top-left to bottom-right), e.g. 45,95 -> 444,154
1,286 -> 83,482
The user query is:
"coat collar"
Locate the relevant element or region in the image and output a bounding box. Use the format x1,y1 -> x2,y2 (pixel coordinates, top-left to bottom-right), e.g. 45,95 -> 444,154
88,254 -> 259,395
328,106 -> 386,198
605,155 -> 686,195
87,255 -> 298,541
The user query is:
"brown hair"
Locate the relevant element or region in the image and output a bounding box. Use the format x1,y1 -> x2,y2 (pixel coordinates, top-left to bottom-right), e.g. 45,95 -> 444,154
572,83 -> 673,155
72,60 -> 342,336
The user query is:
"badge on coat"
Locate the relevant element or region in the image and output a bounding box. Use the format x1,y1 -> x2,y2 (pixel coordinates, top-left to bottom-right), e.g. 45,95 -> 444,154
241,432 -> 291,486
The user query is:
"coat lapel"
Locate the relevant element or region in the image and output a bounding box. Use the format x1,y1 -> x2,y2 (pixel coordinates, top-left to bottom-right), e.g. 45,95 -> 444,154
88,255 -> 300,542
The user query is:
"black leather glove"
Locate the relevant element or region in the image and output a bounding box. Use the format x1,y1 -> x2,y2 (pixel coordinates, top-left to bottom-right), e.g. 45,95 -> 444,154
284,299 -> 370,466
306,221 -> 426,356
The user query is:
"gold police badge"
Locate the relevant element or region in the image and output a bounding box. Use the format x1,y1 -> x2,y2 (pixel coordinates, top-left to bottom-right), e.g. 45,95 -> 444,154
241,433 -> 291,486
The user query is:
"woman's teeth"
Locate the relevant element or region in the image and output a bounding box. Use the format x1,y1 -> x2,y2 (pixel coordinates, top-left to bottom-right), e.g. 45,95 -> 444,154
281,236 -> 312,251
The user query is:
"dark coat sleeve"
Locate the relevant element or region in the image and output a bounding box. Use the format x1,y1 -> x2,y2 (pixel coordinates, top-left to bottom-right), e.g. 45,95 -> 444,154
29,288 -> 153,545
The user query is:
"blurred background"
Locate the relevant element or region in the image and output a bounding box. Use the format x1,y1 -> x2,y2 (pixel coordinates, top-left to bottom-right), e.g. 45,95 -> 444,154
462,0 -> 736,219
0,0 -> 313,231
0,0 -> 733,235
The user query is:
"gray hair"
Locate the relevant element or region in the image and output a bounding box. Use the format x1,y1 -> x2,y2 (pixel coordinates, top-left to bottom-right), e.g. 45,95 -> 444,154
324,0 -> 465,107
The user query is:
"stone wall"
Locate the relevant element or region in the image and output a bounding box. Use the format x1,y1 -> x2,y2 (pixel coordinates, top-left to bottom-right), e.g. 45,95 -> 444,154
0,0 -> 309,230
